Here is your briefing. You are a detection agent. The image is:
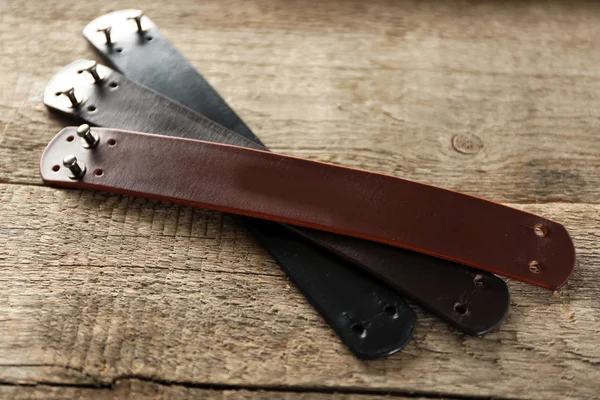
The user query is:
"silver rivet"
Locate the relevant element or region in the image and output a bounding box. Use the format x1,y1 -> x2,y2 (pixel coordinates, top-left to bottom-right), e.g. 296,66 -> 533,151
97,26 -> 113,44
63,155 -> 86,179
56,88 -> 80,108
127,11 -> 145,32
533,224 -> 547,237
78,61 -> 102,84
529,261 -> 541,274
76,124 -> 99,149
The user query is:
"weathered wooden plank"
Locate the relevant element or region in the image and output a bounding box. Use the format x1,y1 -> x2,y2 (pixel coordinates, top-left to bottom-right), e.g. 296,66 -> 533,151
2,0 -> 600,399
0,380 -> 438,400
0,184 -> 598,399
1,0 -> 600,202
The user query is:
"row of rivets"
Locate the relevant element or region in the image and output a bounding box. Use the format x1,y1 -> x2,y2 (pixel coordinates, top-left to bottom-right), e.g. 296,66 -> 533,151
58,13 -> 146,178
62,12 -> 147,106
96,11 -> 145,45
62,124 -> 102,179
529,224 -> 548,274
56,61 -> 103,108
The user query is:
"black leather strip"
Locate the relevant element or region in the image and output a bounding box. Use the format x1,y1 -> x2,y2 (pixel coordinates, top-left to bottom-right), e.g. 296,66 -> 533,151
45,60 -> 509,335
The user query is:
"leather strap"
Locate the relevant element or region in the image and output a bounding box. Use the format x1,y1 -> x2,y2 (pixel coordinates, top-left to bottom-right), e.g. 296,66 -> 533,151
40,125 -> 575,292
44,61 -> 513,335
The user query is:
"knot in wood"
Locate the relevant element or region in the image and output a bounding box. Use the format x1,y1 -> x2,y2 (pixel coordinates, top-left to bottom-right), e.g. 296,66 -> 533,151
451,133 -> 484,155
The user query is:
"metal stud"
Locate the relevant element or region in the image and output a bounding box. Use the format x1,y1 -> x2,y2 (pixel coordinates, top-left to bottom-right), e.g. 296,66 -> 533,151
76,124 -> 99,149
55,88 -> 80,108
528,260 -> 541,274
63,155 -> 86,179
78,61 -> 102,84
533,223 -> 547,237
97,26 -> 113,44
127,11 -> 145,32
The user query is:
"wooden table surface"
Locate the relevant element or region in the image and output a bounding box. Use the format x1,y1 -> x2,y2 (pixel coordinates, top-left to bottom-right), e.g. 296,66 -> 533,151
1,0 -> 599,399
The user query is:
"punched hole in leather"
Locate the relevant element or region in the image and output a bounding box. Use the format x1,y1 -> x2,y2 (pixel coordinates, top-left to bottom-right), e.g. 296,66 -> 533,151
44,59 -> 514,336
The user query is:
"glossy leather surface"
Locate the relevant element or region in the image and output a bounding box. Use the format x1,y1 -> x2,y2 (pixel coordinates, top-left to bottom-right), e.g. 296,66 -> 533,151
41,126 -> 576,290
45,60 -> 512,334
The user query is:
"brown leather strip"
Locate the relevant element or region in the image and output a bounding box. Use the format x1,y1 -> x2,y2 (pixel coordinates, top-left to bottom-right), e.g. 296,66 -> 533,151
41,127 -> 575,289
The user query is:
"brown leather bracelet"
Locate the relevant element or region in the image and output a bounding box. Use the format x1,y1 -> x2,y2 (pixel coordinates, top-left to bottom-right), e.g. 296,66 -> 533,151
41,127 -> 575,289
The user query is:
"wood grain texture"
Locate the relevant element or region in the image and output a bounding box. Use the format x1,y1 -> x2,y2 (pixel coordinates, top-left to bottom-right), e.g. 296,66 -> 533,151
0,185 -> 599,399
2,0 -> 600,203
0,380 -> 439,400
1,0 -> 599,399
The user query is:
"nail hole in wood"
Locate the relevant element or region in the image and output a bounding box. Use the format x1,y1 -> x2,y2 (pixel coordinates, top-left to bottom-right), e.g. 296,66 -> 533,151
94,168 -> 104,177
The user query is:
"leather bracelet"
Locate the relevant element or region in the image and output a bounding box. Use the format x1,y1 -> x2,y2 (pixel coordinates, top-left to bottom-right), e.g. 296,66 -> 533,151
41,126 -> 575,290
45,60 -> 512,335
